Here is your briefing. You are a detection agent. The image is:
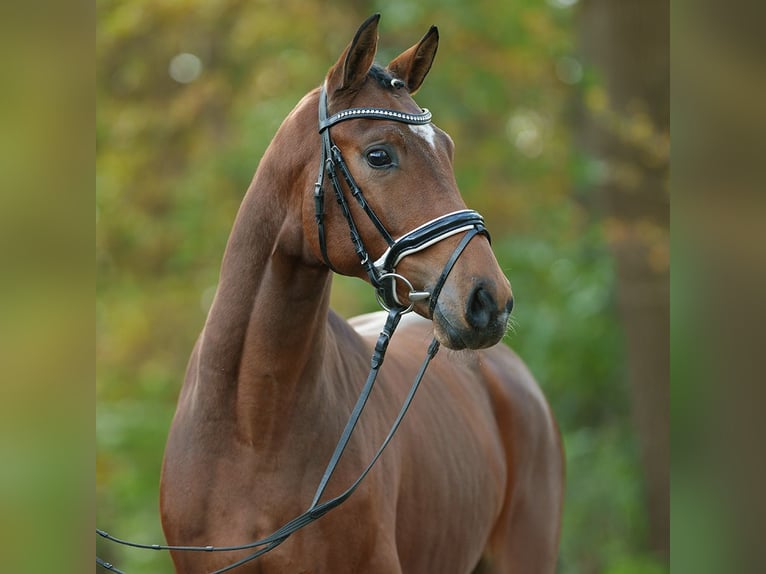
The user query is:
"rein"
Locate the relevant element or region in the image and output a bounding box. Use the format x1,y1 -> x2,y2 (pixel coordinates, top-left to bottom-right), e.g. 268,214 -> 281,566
98,309 -> 439,574
96,84 -> 488,573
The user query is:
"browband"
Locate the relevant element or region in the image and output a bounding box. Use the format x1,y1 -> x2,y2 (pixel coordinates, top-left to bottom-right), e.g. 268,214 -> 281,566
320,107 -> 432,132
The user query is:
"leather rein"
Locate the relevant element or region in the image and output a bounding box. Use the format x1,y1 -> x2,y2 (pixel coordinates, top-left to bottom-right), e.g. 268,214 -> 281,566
96,84 -> 489,573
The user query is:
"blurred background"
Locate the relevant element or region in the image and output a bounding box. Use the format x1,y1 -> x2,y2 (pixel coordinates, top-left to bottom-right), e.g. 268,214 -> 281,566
96,0 -> 668,572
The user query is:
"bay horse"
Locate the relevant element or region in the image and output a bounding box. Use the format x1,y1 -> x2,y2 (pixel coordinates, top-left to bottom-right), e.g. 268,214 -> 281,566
160,14 -> 563,574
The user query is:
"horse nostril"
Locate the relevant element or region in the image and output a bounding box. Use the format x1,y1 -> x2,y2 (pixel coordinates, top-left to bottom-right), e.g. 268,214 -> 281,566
466,285 -> 496,329
507,296 -> 514,314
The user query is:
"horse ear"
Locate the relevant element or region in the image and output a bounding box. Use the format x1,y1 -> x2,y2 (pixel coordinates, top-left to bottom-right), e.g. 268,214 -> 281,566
387,25 -> 439,95
326,13 -> 380,93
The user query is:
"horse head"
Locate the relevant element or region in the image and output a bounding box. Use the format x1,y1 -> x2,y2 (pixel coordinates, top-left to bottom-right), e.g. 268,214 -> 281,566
304,14 -> 513,350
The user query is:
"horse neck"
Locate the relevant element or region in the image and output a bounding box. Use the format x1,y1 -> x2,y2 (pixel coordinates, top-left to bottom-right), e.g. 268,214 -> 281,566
194,91 -> 334,442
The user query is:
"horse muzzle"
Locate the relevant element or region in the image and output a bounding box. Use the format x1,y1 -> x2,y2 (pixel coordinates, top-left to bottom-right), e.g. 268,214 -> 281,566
432,279 -> 513,350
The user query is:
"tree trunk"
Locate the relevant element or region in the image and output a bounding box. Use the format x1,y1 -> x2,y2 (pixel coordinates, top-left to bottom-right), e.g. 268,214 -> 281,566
579,0 -> 670,562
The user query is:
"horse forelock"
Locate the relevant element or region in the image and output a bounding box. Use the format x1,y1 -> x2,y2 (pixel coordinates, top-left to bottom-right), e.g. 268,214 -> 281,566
368,64 -> 400,90
330,64 -> 401,98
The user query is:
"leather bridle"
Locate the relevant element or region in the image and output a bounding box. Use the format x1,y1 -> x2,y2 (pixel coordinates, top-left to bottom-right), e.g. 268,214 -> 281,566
314,83 -> 489,312
96,82 -> 493,574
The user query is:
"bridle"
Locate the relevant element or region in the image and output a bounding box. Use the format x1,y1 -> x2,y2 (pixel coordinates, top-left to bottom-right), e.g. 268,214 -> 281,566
96,82 -> 491,574
314,83 -> 489,313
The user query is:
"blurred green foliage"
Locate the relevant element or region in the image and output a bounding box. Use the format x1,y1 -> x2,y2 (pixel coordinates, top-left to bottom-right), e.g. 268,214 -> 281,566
97,1 -> 665,572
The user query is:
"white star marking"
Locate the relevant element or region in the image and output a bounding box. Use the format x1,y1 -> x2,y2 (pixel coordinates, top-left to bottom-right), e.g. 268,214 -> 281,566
409,123 -> 437,150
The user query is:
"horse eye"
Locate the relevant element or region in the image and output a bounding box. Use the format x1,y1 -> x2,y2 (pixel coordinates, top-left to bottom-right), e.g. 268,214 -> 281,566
366,148 -> 393,168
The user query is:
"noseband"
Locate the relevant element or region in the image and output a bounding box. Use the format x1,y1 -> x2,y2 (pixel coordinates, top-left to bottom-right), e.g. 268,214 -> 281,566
314,84 -> 489,312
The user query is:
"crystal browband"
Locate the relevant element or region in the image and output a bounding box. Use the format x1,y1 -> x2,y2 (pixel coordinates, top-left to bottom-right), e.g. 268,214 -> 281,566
319,107 -> 432,132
